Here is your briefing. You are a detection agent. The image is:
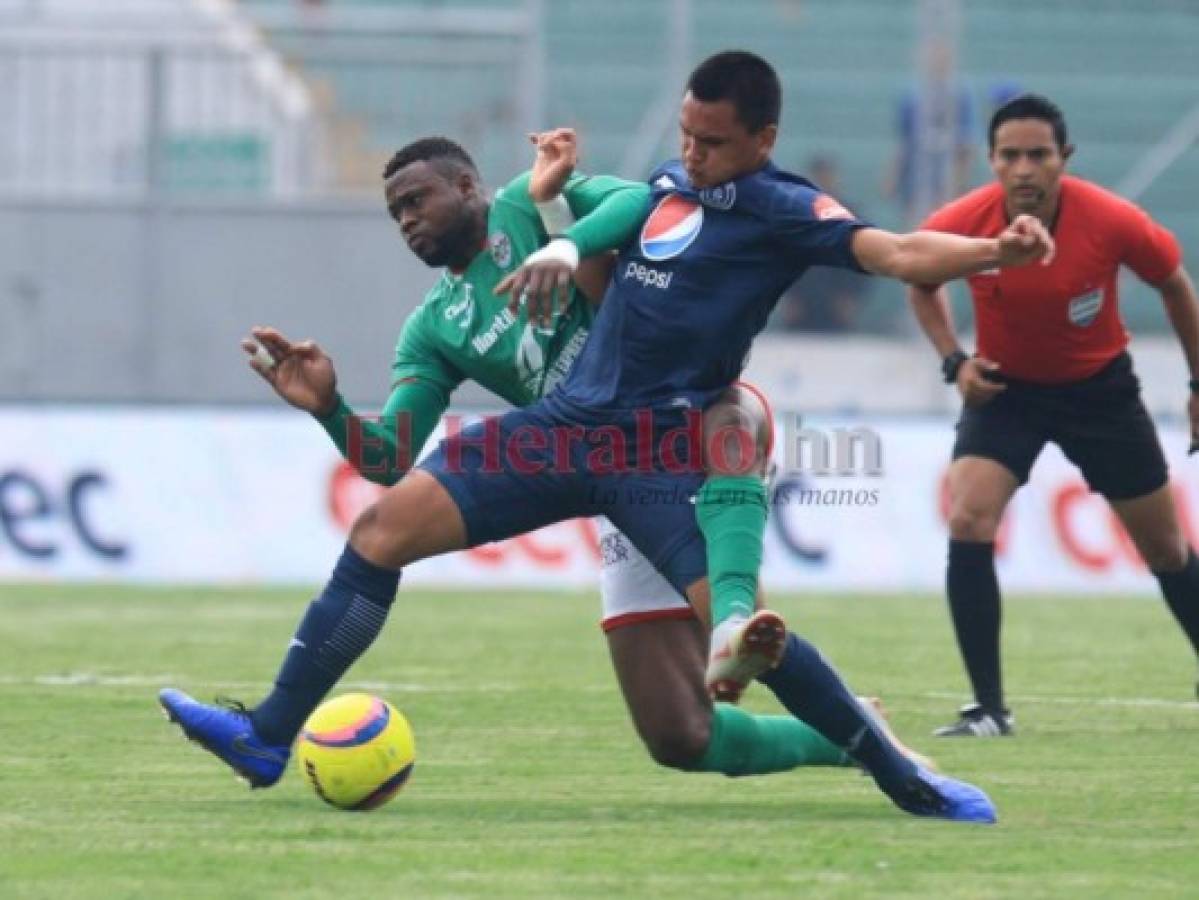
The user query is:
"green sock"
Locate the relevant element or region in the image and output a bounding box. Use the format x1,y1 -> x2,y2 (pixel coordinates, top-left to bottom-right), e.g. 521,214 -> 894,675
693,703 -> 850,775
695,475 -> 768,627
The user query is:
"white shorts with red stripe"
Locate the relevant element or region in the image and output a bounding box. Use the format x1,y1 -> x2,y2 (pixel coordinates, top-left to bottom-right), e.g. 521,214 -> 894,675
594,379 -> 774,632
596,516 -> 695,632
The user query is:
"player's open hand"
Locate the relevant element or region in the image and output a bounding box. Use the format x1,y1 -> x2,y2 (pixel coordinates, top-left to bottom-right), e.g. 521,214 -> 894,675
241,325 -> 339,417
996,214 -> 1055,268
497,260 -> 572,328
496,239 -> 579,328
528,128 -> 578,203
956,356 -> 1007,408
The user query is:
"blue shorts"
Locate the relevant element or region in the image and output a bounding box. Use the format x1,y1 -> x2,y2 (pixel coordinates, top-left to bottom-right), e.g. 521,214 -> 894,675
418,402 -> 707,596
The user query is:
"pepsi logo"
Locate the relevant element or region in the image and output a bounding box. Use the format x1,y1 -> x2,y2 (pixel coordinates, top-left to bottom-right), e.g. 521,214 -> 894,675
640,195 -> 704,261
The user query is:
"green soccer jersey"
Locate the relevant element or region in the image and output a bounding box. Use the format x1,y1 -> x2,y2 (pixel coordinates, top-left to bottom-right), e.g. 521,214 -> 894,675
317,169 -> 649,484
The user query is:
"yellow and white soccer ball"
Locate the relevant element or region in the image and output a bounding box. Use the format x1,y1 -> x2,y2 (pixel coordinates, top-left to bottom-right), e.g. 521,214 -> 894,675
296,693 -> 415,810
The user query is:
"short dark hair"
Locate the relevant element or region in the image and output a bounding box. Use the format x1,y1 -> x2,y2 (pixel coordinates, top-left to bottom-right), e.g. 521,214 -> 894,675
988,94 -> 1069,150
383,136 -> 478,181
686,50 -> 781,133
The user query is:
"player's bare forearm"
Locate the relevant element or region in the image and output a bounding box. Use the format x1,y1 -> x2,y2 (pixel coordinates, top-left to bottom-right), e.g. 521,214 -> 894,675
1160,266 -> 1199,379
855,228 -> 999,284
853,217 -> 1051,285
907,283 -> 962,358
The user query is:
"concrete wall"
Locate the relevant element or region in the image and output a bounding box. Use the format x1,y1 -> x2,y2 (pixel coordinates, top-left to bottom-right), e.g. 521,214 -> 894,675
2,196 -> 1193,419
0,196 -> 505,407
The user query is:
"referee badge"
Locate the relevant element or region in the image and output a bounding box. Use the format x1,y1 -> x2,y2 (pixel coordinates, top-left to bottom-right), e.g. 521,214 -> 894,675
1067,288 -> 1103,327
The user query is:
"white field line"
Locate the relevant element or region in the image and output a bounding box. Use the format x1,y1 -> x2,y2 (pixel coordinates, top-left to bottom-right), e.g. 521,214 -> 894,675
0,673 -> 1195,709
919,690 -> 1196,711
0,673 -> 527,693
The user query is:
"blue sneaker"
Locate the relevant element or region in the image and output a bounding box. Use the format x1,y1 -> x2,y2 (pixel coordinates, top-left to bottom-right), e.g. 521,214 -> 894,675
893,766 -> 998,824
158,688 -> 290,788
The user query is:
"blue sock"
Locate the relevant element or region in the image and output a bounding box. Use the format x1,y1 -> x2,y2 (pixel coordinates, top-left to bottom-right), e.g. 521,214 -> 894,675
252,544 -> 401,745
758,633 -> 918,798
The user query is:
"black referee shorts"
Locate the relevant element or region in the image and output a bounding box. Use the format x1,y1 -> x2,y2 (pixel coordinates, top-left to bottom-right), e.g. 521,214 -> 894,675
952,352 -> 1168,501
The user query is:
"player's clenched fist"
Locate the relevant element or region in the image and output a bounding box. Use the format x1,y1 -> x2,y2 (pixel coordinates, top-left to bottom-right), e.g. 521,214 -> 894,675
241,325 -> 339,417
995,213 -> 1055,268
528,128 -> 578,203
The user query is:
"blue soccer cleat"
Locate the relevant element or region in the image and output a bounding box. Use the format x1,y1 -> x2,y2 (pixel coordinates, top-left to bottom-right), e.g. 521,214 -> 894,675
893,766 -> 998,824
158,688 -> 290,788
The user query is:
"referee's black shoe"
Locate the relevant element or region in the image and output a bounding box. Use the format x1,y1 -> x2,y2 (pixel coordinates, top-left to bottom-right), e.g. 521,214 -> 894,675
934,703 -> 1014,738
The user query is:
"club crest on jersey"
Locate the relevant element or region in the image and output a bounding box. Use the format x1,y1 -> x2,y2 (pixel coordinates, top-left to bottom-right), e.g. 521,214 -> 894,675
488,231 -> 512,269
1068,288 -> 1103,327
640,195 -> 704,261
812,193 -> 854,221
698,183 -> 736,211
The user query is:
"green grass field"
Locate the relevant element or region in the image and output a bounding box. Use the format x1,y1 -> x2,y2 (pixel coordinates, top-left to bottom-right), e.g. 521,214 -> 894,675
2,585 -> 1198,899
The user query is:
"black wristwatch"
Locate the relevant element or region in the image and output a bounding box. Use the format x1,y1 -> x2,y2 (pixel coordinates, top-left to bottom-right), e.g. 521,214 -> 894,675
941,350 -> 969,384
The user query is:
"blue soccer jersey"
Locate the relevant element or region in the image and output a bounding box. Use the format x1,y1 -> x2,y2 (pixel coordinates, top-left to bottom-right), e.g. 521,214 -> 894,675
548,159 -> 870,418
421,158 -> 873,593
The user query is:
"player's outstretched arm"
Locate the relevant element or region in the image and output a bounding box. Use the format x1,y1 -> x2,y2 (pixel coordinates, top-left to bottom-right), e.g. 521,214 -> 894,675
852,215 -> 1054,285
320,303 -> 462,485
316,378 -> 447,487
243,325 -> 339,416
244,325 -> 449,486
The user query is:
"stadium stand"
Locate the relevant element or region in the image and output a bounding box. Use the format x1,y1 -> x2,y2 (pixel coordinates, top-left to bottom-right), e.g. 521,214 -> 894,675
0,0 -> 319,194
236,0 -> 1197,330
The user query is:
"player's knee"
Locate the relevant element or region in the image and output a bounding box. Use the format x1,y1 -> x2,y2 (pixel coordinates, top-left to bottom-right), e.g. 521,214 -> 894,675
348,503 -> 417,568
703,389 -> 769,477
640,718 -> 711,771
947,502 -> 1002,542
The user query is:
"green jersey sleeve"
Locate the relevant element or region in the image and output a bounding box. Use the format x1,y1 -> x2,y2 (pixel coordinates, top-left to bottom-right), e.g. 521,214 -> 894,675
500,171 -> 650,258
314,303 -> 460,486
315,378 -> 448,487
392,302 -> 466,398
561,173 -> 650,256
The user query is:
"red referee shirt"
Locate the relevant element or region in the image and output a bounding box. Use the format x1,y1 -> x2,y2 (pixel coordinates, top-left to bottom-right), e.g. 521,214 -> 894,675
921,175 -> 1182,383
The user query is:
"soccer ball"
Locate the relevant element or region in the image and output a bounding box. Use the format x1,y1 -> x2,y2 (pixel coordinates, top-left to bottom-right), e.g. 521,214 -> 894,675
296,693 -> 415,810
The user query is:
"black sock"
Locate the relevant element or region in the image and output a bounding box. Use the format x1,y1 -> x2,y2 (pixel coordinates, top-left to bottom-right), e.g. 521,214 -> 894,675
947,540 -> 1005,713
1153,548 -> 1199,657
759,633 -> 918,800
252,544 -> 401,746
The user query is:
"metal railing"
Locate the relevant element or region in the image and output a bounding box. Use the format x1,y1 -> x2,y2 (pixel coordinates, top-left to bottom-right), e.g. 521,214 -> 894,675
0,1 -> 546,197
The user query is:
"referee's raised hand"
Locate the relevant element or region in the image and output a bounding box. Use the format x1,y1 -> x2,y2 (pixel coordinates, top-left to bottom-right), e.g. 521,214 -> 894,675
955,357 -> 1007,408
996,214 -> 1055,268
